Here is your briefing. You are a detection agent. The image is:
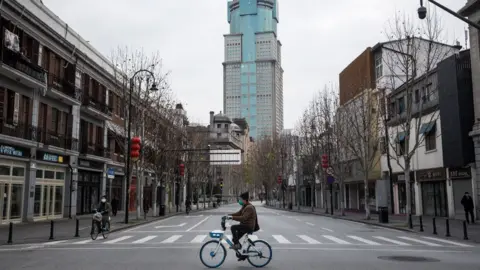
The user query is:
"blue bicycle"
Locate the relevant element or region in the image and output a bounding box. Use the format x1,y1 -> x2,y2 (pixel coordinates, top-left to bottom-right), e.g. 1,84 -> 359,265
199,216 -> 272,268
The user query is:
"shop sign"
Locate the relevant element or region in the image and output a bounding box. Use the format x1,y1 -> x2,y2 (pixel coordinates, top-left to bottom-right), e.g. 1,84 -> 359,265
37,151 -> 68,164
449,168 -> 471,179
417,168 -> 445,182
0,144 -> 27,157
78,159 -> 103,169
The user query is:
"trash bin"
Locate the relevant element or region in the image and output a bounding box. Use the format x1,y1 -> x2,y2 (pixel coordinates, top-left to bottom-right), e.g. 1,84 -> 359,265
378,206 -> 389,223
159,205 -> 166,216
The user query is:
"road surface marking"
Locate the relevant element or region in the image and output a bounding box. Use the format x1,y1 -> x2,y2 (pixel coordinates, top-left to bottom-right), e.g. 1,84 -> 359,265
297,235 -> 321,244
161,235 -> 183,243
295,218 -> 301,221
306,222 -> 315,226
273,235 -> 291,244
422,237 -> 473,247
155,222 -> 187,229
347,236 -> 381,245
79,227 -> 90,231
184,215 -> 204,218
132,236 -> 158,244
124,216 -> 178,232
373,236 -> 411,246
398,236 -> 442,246
322,235 -> 351,244
321,227 -> 333,232
288,216 -> 293,219
73,239 -> 93,244
42,240 -> 68,245
186,216 -> 211,231
191,235 -> 207,243
104,236 -> 133,244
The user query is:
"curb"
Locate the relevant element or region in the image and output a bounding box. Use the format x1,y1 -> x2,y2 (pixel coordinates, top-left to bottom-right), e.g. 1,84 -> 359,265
1,207 -> 214,246
265,205 -> 418,234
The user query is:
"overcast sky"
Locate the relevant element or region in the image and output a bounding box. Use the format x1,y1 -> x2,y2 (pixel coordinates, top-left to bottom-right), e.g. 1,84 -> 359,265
42,0 -> 467,128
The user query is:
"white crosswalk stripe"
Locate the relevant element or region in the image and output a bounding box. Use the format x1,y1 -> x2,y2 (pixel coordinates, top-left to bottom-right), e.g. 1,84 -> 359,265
347,236 -> 381,245
104,236 -> 133,244
161,235 -> 183,243
373,236 -> 411,246
297,235 -> 321,244
322,235 -> 351,244
49,233 -> 476,248
397,236 -> 442,247
273,235 -> 291,244
132,236 -> 158,244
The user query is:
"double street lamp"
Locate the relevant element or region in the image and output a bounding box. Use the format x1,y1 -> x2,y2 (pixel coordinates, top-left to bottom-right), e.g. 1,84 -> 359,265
125,69 -> 158,224
418,0 -> 480,31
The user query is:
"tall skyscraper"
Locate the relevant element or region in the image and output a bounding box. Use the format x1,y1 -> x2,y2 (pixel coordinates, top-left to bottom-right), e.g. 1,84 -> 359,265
223,0 -> 284,139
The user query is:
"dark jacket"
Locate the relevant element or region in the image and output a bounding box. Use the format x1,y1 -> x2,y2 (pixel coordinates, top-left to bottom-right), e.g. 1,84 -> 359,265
230,203 -> 257,231
98,202 -> 112,215
461,195 -> 474,210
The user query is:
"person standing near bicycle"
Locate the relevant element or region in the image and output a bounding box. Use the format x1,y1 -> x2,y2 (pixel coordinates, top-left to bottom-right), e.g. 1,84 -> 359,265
227,192 -> 258,251
97,195 -> 112,230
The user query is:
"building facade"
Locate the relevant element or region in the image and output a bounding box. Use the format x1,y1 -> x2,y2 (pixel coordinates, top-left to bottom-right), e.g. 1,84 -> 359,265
223,0 -> 284,139
0,0 -> 180,223
460,0 -> 480,221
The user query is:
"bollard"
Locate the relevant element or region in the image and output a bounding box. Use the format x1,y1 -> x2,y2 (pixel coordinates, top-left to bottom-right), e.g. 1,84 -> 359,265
49,220 -> 54,240
432,217 -> 437,235
419,216 -> 424,232
7,222 -> 12,244
463,221 -> 469,240
408,214 -> 413,229
445,219 -> 451,237
74,219 -> 80,237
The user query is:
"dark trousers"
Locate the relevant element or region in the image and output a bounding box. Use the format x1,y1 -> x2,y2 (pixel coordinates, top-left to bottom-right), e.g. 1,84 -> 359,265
465,209 -> 475,223
231,224 -> 252,245
112,208 -> 117,216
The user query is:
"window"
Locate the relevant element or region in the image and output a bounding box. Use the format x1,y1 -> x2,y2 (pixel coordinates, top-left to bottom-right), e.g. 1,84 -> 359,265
397,97 -> 405,114
425,127 -> 436,151
414,89 -> 419,103
379,137 -> 386,154
51,108 -> 58,132
375,52 -> 383,79
6,89 -> 15,123
396,141 -> 405,155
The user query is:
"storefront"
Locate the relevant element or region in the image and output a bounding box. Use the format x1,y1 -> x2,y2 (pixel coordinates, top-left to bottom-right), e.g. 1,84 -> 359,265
76,159 -> 103,215
106,166 -> 124,211
392,172 -> 415,215
0,143 -> 29,224
418,168 -> 448,217
33,151 -> 68,220
449,167 -> 473,217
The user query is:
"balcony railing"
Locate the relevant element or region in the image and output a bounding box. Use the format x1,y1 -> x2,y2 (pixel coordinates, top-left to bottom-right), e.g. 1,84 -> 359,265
80,142 -> 109,158
2,47 -> 46,83
111,153 -> 125,163
0,119 -> 39,141
82,95 -> 112,116
49,74 -> 82,101
38,129 -> 79,151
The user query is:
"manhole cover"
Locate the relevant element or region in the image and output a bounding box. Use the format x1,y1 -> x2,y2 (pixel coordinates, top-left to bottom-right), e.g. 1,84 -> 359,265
378,256 -> 440,262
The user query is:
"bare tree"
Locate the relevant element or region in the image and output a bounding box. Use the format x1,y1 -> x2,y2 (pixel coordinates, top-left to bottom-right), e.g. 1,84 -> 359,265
109,46 -> 176,218
185,125 -> 209,209
336,87 -> 381,219
381,10 -> 456,221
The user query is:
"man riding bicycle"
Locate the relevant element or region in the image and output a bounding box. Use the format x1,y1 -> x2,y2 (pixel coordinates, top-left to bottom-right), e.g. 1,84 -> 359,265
227,192 -> 258,251
97,195 -> 111,230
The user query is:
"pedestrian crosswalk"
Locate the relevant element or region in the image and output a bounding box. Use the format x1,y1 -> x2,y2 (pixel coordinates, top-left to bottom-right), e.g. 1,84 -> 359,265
42,233 -> 475,248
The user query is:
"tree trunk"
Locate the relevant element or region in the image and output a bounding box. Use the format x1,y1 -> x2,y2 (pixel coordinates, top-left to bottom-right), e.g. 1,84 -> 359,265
364,169 -> 371,220
404,161 -> 412,223
153,178 -> 158,217
339,177 -> 345,216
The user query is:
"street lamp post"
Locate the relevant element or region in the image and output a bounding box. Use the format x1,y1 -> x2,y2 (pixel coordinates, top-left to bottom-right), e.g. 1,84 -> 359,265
418,0 -> 480,30
125,70 -> 158,224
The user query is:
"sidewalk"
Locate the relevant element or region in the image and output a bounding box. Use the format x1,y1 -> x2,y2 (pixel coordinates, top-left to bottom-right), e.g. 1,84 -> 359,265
267,204 -> 480,243
0,203 -> 212,245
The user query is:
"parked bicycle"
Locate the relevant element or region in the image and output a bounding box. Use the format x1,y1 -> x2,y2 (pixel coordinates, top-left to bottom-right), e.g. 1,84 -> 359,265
90,209 -> 110,240
199,216 -> 272,268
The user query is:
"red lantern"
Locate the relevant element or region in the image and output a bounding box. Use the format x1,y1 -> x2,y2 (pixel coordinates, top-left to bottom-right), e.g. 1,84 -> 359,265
179,163 -> 185,176
322,154 -> 329,169
131,136 -> 141,162
277,175 -> 282,184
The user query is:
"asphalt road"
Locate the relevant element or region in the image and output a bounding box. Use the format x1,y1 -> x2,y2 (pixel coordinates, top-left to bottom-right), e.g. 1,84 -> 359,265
0,201 -> 478,269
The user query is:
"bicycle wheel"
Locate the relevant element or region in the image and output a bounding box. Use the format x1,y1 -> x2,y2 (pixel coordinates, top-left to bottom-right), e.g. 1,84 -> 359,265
199,240 -> 227,268
247,240 -> 272,268
102,221 -> 110,239
90,221 -> 99,240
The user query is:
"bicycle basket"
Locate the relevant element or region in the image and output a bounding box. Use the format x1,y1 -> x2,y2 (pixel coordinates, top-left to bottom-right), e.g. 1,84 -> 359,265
92,212 -> 102,221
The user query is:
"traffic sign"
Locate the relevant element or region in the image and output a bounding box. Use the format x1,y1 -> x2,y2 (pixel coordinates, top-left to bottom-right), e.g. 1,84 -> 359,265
327,175 -> 335,184
107,168 -> 115,179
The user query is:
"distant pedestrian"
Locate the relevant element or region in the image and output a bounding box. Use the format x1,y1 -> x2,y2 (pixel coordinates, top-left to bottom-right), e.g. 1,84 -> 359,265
111,197 -> 118,216
461,192 -> 475,224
